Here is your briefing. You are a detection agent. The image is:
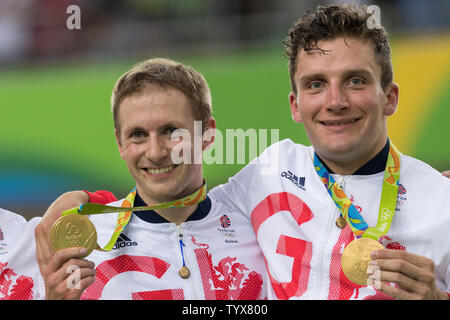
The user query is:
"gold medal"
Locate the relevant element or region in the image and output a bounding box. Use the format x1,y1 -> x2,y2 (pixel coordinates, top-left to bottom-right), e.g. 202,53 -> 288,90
50,214 -> 97,257
335,216 -> 346,229
178,266 -> 190,279
341,238 -> 383,286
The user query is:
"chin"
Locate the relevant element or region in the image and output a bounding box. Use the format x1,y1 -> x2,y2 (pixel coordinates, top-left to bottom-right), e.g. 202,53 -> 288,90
136,181 -> 174,201
316,141 -> 362,163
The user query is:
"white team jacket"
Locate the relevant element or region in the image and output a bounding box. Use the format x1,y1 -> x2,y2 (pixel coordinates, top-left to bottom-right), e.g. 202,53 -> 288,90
0,209 -> 44,300
82,195 -> 268,300
210,139 -> 450,300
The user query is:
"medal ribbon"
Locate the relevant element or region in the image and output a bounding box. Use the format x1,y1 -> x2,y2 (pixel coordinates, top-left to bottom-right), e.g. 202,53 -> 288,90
314,141 -> 401,240
60,182 -> 207,251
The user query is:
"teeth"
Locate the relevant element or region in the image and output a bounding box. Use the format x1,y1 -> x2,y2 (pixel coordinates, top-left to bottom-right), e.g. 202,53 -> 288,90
147,165 -> 175,174
322,119 -> 358,126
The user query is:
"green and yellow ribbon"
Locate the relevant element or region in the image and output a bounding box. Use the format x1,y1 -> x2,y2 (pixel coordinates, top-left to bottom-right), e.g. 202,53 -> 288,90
314,140 -> 401,240
60,183 -> 207,251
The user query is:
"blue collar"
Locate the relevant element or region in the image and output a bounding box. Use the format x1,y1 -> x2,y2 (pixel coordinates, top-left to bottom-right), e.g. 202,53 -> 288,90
133,192 -> 212,224
316,139 -> 390,175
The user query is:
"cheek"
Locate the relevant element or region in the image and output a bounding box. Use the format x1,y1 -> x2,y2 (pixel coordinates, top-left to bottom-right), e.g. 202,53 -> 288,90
352,89 -> 384,112
122,143 -> 143,163
298,92 -> 323,114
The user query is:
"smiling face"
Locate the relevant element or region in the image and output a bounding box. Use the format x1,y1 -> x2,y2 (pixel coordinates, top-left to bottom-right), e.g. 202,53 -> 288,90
289,37 -> 399,174
115,85 -> 214,204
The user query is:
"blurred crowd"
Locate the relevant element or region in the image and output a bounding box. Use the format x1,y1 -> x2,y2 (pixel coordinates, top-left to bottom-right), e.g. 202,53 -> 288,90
0,0 -> 449,66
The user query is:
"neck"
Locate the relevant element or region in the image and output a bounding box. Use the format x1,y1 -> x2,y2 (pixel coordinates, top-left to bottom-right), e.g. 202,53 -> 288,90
136,179 -> 204,225
317,139 -> 388,175
320,157 -> 371,175
154,205 -> 199,225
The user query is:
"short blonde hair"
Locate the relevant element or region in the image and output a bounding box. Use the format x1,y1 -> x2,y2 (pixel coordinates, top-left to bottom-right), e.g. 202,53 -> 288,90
111,57 -> 212,132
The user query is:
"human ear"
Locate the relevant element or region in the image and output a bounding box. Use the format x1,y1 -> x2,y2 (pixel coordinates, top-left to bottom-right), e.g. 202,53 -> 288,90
289,91 -> 303,123
384,83 -> 399,116
202,117 -> 216,151
114,129 -> 126,160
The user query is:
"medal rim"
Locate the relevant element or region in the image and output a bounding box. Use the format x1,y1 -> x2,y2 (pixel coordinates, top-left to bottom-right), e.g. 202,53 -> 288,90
50,214 -> 97,257
341,237 -> 383,286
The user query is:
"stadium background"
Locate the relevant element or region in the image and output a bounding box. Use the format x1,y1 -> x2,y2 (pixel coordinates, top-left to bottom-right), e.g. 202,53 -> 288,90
0,0 -> 449,220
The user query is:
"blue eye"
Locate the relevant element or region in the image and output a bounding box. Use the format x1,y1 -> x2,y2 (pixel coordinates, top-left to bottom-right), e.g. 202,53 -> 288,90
350,78 -> 363,85
130,130 -> 147,141
308,81 -> 322,89
132,131 -> 143,138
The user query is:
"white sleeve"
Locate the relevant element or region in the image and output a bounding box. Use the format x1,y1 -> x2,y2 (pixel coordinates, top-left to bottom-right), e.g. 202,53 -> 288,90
209,161 -> 257,219
209,140 -> 283,219
0,209 -> 44,300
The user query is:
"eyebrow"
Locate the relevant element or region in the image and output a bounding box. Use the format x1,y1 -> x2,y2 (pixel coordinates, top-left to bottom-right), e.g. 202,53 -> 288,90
124,121 -> 186,134
123,126 -> 147,135
299,68 -> 374,85
342,68 -> 373,79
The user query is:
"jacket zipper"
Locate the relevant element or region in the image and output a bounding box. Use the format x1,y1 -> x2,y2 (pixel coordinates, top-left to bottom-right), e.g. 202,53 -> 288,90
337,175 -> 346,189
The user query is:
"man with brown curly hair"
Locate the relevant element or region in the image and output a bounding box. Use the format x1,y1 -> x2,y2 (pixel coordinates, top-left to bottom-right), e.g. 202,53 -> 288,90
212,3 -> 450,300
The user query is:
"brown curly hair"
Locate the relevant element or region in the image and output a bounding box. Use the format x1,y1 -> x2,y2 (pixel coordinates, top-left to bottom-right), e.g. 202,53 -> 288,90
284,3 -> 393,95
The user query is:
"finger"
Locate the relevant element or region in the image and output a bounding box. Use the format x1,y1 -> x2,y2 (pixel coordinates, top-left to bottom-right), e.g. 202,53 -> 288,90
441,170 -> 450,178
51,273 -> 96,300
377,281 -> 417,300
46,261 -> 94,293
65,276 -> 96,300
371,249 -> 432,269
62,259 -> 96,277
45,247 -> 88,274
371,258 -> 425,282
54,258 -> 95,286
65,267 -> 97,290
376,269 -> 418,292
45,261 -> 96,300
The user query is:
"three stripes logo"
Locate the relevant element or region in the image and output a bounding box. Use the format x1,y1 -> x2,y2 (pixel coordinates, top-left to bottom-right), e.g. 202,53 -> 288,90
0,226 -> 7,255
281,170 -> 306,190
112,233 -> 138,250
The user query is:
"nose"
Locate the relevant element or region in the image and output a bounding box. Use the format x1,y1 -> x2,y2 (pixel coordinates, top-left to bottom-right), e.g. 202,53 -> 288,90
325,82 -> 349,113
144,134 -> 169,163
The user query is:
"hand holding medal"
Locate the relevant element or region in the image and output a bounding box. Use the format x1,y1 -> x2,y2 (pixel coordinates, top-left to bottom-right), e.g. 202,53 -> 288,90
315,142 -> 448,299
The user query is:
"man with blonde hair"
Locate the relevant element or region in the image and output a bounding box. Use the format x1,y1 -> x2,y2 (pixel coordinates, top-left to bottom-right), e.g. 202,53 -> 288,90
40,58 -> 267,300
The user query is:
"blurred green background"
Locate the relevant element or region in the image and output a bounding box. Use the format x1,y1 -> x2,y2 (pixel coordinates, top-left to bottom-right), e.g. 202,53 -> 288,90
0,1 -> 449,219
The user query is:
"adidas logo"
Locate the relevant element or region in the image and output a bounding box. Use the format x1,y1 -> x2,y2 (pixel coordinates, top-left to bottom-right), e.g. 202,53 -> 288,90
112,233 -> 138,250
281,170 -> 306,190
